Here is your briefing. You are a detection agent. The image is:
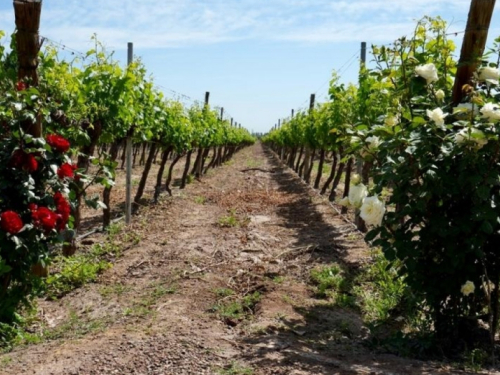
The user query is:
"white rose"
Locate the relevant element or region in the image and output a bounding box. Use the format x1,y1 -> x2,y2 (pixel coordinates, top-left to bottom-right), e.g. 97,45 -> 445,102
480,102 -> 500,121
338,196 -> 351,207
384,115 -> 399,127
415,63 -> 438,84
348,183 -> 368,208
461,281 -> 475,296
435,89 -> 445,101
426,108 -> 448,128
478,66 -> 499,85
365,136 -> 381,150
360,196 -> 385,227
455,128 -> 488,149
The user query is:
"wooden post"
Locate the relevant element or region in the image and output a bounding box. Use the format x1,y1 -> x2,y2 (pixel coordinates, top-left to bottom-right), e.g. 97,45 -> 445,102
14,0 -> 46,275
452,0 -> 496,105
196,92 -> 209,178
125,42 -> 133,224
355,41 -> 368,231
14,0 -> 42,137
303,94 -> 315,184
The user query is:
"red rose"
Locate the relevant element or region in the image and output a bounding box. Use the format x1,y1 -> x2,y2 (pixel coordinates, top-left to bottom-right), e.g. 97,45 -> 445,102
46,134 -> 70,153
31,207 -> 58,232
16,81 -> 26,91
9,150 -> 38,173
0,211 -> 24,234
24,153 -> 38,173
57,163 -> 76,179
54,192 -> 71,230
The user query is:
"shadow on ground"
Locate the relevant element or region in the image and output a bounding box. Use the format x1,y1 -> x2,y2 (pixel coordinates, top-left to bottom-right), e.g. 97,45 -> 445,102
236,146 -> 446,375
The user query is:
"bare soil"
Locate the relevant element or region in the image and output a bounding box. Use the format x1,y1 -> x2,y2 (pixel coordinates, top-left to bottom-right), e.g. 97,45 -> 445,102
0,144 -> 483,375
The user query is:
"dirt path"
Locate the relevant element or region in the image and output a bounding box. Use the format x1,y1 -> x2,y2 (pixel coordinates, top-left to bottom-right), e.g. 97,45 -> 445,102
0,144 -> 474,375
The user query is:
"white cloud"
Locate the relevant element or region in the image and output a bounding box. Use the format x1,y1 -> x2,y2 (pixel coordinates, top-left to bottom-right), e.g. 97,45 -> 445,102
0,0 -> 498,49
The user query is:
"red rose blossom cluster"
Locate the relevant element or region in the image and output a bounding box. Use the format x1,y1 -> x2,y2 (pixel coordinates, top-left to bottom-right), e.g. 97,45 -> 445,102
54,192 -> 71,230
29,204 -> 58,232
9,149 -> 38,173
0,211 -> 24,234
28,193 -> 71,233
16,81 -> 27,92
46,134 -> 70,153
57,163 -> 77,179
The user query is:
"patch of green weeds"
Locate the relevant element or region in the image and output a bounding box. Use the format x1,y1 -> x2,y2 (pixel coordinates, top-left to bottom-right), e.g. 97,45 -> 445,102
194,196 -> 206,204
99,283 -> 130,297
353,251 -> 411,323
310,264 -> 347,298
462,348 -> 488,373
16,310 -> 109,346
246,159 -> 261,168
213,288 -> 235,297
0,355 -> 12,367
44,254 -> 111,299
281,294 -> 293,304
271,276 -> 285,284
212,292 -> 261,320
218,209 -> 239,228
123,282 -> 176,319
215,361 -> 254,375
187,174 -> 194,184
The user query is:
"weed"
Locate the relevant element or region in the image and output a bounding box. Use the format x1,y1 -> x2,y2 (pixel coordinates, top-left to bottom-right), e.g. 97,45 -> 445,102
123,232 -> 141,245
353,251 -> 411,323
272,276 -> 285,284
218,209 -> 239,227
194,196 -> 206,204
99,283 -> 130,297
281,294 -> 293,304
0,355 -> 11,367
151,283 -> 177,298
187,174 -> 194,184
215,361 -> 253,375
463,348 -> 488,373
310,264 -> 347,298
44,255 -> 111,299
106,222 -> 124,239
212,292 -> 261,320
246,159 -> 261,168
213,288 -> 235,297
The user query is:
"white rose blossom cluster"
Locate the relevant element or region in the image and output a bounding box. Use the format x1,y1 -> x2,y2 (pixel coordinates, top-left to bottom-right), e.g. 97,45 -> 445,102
415,63 -> 438,84
478,66 -> 499,85
339,181 -> 385,227
426,107 -> 448,128
480,102 -> 500,121
360,136 -> 381,158
461,281 -> 475,296
455,127 -> 487,149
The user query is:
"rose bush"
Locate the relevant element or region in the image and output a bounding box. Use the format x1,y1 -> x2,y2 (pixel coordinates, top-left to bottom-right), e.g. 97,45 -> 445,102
361,20 -> 500,347
0,84 -> 76,328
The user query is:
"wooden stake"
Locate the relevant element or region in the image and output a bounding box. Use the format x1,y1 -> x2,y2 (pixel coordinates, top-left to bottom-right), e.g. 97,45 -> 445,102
14,0 -> 42,137
355,41 -> 368,231
125,42 -> 133,224
303,94 -> 315,184
452,0 -> 496,105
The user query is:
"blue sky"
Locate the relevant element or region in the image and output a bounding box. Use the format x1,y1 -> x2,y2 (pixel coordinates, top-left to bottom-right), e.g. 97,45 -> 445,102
1,1 -> 499,133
